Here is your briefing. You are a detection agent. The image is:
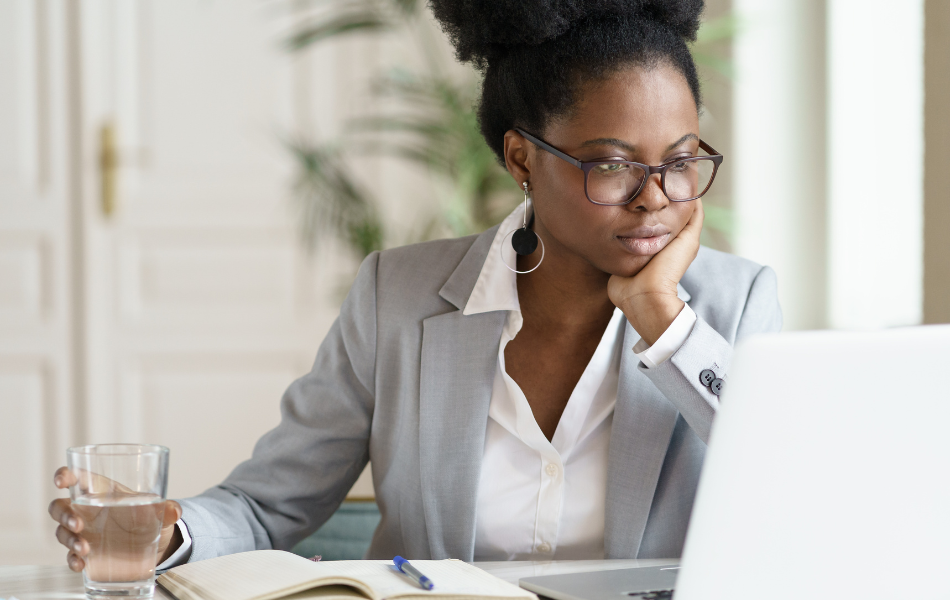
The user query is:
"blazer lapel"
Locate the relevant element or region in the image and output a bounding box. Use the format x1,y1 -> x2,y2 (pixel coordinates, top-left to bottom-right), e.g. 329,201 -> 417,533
604,285 -> 691,558
418,226 -> 505,560
419,309 -> 506,559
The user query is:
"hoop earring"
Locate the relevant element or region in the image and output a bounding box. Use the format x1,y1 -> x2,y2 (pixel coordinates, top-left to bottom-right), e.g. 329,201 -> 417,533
501,182 -> 544,274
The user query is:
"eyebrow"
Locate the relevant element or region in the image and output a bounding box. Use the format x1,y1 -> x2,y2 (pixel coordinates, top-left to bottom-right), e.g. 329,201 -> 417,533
579,132 -> 699,154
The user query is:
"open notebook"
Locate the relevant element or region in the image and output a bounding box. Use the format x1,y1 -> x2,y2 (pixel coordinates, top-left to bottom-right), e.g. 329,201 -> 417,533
156,550 -> 537,600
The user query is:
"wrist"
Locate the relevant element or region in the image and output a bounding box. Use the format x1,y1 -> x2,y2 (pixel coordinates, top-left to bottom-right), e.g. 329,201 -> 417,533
621,294 -> 684,347
158,524 -> 183,564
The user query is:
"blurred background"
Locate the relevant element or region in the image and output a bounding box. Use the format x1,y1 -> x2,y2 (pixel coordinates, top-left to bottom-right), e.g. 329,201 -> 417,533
1,0 -> 947,565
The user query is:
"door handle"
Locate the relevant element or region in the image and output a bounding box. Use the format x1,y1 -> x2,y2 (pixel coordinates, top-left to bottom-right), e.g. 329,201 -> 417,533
100,122 -> 117,217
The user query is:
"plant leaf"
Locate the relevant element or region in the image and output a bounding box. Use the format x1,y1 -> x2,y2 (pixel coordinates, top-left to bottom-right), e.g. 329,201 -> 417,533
695,14 -> 742,45
391,0 -> 421,17
691,13 -> 741,79
285,138 -> 385,259
285,13 -> 392,51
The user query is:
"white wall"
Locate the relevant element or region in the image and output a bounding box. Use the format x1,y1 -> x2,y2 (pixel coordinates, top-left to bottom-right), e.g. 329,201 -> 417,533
732,0 -> 828,331
733,0 -> 924,331
826,0 -> 924,329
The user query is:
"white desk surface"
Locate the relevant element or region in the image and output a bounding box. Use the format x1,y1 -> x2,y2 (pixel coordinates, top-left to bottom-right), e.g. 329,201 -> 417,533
0,559 -> 679,598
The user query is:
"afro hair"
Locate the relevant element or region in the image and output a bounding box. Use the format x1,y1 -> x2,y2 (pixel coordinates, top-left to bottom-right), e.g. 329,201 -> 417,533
429,0 -> 705,162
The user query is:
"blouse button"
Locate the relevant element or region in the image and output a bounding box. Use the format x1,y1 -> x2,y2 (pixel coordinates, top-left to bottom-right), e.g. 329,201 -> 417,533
545,464 -> 559,477
537,542 -> 552,553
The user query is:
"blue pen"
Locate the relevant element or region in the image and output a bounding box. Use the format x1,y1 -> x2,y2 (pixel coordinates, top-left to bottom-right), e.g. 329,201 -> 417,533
393,556 -> 435,590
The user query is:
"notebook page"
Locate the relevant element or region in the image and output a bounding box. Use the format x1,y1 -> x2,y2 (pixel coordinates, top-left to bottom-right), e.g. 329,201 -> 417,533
300,560 -> 536,600
283,585 -> 371,600
157,550 -> 377,600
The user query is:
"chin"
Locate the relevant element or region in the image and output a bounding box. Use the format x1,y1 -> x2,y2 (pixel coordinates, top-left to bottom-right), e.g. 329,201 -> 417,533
602,254 -> 652,278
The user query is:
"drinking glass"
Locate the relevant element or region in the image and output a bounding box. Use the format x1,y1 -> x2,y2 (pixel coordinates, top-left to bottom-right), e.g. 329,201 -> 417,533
66,444 -> 169,600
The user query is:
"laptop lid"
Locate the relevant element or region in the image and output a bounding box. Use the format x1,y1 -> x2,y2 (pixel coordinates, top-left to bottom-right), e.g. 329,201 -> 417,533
519,564 -> 679,600
674,326 -> 950,600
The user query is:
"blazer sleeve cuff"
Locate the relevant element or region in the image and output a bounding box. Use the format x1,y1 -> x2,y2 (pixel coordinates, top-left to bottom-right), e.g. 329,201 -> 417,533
176,489 -> 275,563
637,314 -> 732,443
155,519 -> 192,572
632,303 -> 697,368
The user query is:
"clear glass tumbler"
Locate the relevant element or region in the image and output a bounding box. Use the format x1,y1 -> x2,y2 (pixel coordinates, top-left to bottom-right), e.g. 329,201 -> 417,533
66,444 -> 169,600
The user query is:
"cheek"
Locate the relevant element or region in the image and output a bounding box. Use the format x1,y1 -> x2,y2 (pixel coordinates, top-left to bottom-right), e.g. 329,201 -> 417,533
669,202 -> 695,235
536,180 -> 609,242
532,163 -> 598,233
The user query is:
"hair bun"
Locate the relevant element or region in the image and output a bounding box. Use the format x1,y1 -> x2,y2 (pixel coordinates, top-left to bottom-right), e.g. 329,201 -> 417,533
429,0 -> 704,67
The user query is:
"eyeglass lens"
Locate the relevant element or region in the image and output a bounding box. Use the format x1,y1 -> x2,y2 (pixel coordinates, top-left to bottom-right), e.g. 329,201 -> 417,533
587,157 -> 716,204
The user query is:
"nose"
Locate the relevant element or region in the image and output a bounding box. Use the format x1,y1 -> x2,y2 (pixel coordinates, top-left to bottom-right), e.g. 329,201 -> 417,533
628,172 -> 668,212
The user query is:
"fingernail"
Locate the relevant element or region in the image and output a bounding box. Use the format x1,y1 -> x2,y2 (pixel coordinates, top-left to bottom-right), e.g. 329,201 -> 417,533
73,540 -> 83,553
54,477 -> 62,486
68,517 -> 78,530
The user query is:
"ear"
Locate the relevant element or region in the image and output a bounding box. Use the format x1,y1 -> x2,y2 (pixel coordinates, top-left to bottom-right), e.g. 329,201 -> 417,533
503,129 -> 533,188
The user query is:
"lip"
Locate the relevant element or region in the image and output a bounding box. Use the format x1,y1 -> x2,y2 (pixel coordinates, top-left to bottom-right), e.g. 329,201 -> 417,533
616,224 -> 672,256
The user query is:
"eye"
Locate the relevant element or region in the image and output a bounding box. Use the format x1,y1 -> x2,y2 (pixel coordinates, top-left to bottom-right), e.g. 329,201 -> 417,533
668,160 -> 692,173
592,163 -> 630,175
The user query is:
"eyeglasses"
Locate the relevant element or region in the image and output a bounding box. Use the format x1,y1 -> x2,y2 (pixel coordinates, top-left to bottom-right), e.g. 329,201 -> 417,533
515,128 -> 723,205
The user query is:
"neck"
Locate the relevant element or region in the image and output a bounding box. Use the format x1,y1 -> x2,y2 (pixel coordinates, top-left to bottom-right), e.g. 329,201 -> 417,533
515,223 -> 616,332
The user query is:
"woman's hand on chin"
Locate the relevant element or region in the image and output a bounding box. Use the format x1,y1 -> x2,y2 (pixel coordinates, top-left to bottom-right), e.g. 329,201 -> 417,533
607,198 -> 704,346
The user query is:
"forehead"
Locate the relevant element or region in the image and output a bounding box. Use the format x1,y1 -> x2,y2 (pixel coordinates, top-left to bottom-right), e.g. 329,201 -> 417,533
546,63 -> 699,150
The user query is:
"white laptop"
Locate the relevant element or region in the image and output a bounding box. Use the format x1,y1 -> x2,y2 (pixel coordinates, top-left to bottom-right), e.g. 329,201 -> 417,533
520,326 -> 950,600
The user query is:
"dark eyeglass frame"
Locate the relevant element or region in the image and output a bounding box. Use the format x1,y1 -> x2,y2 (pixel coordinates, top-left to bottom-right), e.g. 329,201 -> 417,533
514,127 -> 724,205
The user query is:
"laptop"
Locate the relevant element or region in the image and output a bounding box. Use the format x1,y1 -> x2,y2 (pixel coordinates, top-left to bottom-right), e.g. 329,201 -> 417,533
520,326 -> 950,600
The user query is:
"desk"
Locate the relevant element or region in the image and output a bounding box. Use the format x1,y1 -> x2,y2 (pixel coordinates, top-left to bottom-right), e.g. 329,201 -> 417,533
0,560 -> 679,598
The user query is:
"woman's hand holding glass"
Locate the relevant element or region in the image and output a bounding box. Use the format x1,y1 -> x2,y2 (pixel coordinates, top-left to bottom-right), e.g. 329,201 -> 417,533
48,466 -> 183,573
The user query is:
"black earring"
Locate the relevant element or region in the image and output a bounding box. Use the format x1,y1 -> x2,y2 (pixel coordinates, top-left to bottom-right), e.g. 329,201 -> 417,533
501,182 -> 545,274
512,182 -> 539,255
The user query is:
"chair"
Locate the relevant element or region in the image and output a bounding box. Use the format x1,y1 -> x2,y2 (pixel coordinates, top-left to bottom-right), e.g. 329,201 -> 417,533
291,500 -> 381,561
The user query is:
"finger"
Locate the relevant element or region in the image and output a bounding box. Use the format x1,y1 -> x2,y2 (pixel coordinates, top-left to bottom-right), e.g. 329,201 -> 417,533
636,199 -> 704,287
658,198 -> 704,263
67,550 -> 85,572
74,468 -> 136,495
56,524 -> 88,556
162,500 -> 183,528
652,198 -> 704,257
48,498 -> 83,533
53,467 -> 78,489
679,198 -> 705,241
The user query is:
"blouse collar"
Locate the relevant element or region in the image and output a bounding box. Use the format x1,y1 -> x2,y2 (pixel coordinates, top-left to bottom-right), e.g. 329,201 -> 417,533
462,202 -> 526,316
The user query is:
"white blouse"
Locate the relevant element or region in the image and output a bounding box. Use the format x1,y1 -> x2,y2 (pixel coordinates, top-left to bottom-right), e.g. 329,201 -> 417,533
466,203 -> 696,560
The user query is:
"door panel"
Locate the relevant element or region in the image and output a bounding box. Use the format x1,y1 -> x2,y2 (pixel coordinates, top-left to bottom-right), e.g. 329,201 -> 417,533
0,0 -> 375,565
78,0 -> 350,525
0,0 -> 75,565
0,235 -> 48,322
131,353 -> 296,499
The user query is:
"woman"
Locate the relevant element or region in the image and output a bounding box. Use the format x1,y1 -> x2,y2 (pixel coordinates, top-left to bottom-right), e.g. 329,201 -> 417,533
49,0 -> 781,568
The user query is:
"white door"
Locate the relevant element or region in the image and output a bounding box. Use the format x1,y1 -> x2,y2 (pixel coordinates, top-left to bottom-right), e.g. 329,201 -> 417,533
75,0 -> 349,499
0,0 -> 372,565
0,0 -> 77,565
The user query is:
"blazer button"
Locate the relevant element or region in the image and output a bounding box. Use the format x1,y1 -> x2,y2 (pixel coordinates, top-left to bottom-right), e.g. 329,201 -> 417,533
700,369 -> 716,387
710,378 -> 724,395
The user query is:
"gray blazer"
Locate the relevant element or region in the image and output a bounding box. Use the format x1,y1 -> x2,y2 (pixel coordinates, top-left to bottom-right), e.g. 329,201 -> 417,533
178,225 -> 782,562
